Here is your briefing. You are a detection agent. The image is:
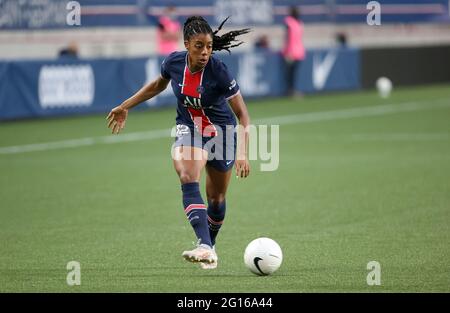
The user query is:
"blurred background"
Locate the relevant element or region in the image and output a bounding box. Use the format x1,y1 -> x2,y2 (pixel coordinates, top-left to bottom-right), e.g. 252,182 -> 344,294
1,0 -> 450,119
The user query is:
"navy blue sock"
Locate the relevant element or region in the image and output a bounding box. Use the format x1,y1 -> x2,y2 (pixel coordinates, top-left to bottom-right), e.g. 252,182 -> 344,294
181,182 -> 212,248
207,200 -> 226,246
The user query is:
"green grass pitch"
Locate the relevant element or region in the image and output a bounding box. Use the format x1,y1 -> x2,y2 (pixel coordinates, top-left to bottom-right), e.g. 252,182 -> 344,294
0,84 -> 449,292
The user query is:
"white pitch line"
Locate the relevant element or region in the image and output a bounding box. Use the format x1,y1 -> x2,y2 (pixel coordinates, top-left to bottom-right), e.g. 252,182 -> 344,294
0,130 -> 170,154
296,133 -> 450,142
254,98 -> 450,126
0,98 -> 449,155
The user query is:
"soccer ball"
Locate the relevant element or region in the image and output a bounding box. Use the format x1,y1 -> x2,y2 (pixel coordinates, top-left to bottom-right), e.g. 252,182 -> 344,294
244,237 -> 283,276
376,77 -> 393,99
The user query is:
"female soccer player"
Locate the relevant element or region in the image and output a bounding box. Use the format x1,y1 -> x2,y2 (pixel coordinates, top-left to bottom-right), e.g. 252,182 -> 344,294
106,16 -> 251,269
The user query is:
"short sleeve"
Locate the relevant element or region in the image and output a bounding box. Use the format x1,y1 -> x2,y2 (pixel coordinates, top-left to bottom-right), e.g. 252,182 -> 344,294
216,60 -> 240,100
160,54 -> 172,80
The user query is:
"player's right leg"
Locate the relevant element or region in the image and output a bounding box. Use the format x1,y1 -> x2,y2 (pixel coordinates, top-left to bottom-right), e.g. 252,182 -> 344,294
172,145 -> 217,264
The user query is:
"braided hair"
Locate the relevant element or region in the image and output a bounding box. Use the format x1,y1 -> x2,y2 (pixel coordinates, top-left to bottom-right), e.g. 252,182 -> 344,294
183,16 -> 251,53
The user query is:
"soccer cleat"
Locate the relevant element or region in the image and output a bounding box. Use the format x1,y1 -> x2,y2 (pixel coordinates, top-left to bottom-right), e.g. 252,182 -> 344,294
182,244 -> 217,264
200,259 -> 217,269
200,246 -> 217,269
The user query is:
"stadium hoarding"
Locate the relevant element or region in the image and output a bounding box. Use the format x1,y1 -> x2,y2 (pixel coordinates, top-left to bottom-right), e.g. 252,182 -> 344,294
0,0 -> 448,30
360,45 -> 450,89
0,48 -> 360,120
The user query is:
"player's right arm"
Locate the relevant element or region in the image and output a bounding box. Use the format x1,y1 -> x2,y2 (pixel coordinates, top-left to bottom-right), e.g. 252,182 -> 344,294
107,75 -> 170,134
120,75 -> 170,110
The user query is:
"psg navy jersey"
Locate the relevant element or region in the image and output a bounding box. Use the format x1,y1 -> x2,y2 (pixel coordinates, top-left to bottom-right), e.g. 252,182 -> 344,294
160,51 -> 240,136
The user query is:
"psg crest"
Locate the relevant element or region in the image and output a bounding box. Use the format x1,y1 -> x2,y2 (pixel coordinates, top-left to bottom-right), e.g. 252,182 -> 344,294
196,85 -> 205,94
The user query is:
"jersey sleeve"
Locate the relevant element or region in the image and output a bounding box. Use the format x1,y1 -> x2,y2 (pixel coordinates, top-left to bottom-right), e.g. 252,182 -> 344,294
160,52 -> 175,80
216,60 -> 240,100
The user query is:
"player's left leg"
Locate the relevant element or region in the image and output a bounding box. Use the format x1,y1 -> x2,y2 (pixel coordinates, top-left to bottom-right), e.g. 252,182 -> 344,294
205,164 -> 233,246
204,125 -> 236,247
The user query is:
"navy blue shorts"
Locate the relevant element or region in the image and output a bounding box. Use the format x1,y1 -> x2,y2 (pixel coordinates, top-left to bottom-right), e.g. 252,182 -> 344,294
173,124 -> 237,172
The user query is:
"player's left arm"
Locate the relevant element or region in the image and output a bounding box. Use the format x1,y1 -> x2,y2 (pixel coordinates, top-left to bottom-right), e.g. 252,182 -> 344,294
229,93 -> 251,178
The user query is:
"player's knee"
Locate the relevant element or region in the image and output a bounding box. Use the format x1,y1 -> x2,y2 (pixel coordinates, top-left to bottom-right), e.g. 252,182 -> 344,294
208,196 -> 226,209
178,171 -> 197,184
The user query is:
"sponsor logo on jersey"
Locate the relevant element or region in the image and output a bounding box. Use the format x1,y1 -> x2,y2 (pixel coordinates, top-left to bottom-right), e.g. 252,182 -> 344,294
183,96 -> 202,109
228,79 -> 237,90
196,85 -> 205,94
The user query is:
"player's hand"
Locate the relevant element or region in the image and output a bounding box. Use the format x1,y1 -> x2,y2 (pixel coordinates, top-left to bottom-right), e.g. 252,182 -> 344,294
235,158 -> 250,178
106,105 -> 128,134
